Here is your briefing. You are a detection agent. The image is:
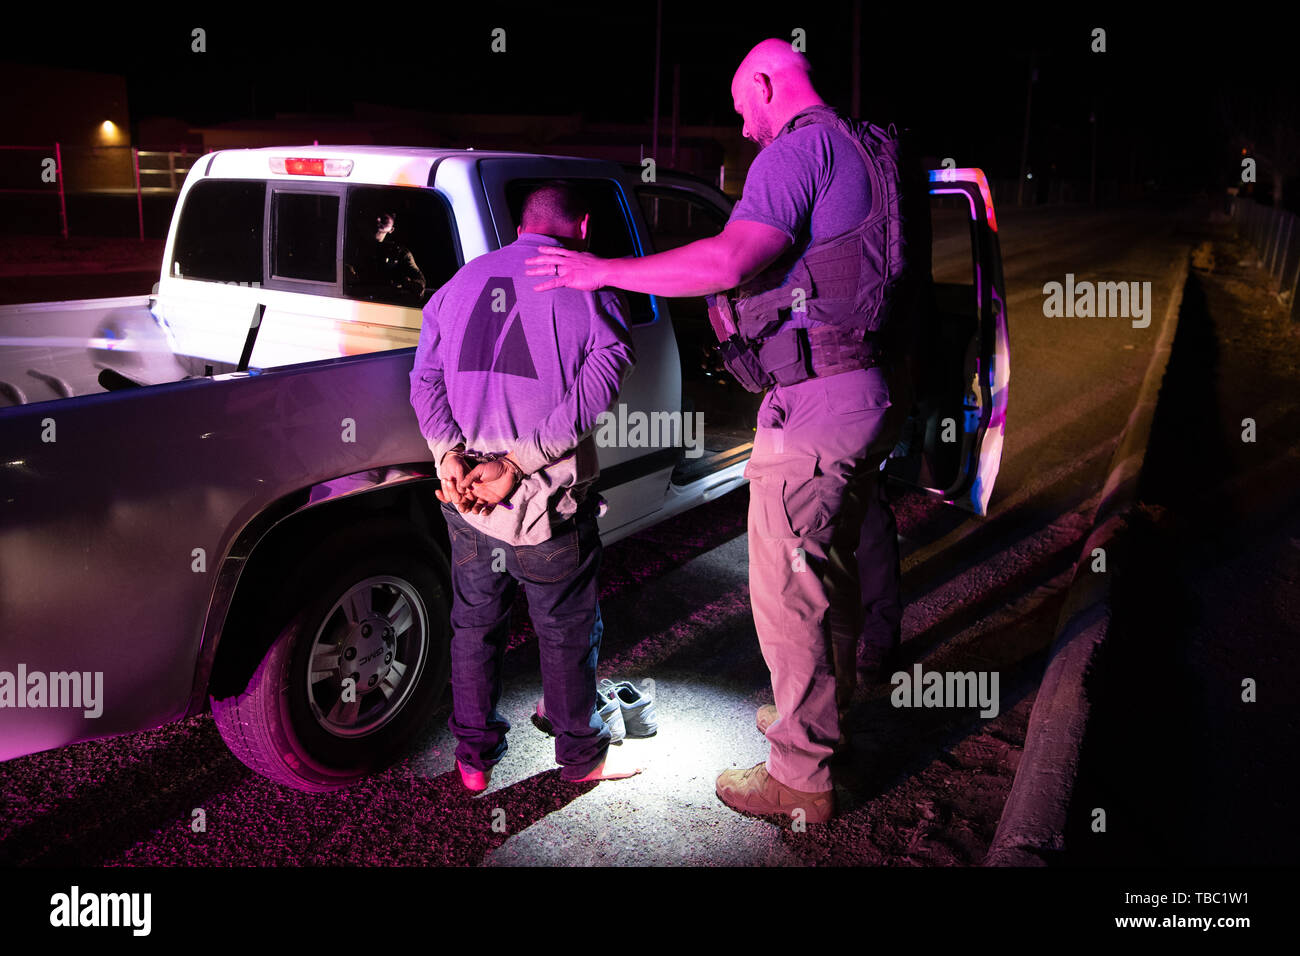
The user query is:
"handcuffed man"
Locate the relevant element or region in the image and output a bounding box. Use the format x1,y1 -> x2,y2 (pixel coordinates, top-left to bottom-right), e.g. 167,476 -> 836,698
409,183 -> 642,789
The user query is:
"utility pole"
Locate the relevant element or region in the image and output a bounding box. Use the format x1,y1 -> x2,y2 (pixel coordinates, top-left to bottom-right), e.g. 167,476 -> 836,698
651,0 -> 662,163
1016,51 -> 1036,207
1089,98 -> 1098,206
671,63 -> 681,169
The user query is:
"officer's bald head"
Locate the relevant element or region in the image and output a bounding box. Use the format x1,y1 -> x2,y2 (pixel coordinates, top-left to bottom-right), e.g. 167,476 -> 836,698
519,183 -> 589,241
730,38 -> 825,147
733,38 -> 814,90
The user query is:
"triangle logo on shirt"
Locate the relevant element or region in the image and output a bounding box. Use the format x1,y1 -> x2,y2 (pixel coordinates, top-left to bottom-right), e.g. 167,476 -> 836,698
457,276 -> 539,379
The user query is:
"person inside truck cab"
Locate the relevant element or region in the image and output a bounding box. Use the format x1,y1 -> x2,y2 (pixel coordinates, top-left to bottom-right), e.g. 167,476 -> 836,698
345,211 -> 426,302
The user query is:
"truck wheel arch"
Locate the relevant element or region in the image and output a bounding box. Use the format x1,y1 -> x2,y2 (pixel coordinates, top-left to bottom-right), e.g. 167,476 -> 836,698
195,476 -> 449,712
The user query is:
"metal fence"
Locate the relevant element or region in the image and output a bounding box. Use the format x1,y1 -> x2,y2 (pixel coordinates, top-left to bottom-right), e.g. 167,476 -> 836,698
0,142 -> 200,239
0,144 -> 69,238
1233,198 -> 1300,323
136,149 -> 200,193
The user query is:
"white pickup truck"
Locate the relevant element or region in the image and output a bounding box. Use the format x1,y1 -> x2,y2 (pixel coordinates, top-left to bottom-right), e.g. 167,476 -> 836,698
0,146 -> 1008,791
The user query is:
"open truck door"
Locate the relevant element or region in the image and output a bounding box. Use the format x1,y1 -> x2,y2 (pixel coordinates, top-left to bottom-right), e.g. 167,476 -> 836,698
883,167 -> 1009,515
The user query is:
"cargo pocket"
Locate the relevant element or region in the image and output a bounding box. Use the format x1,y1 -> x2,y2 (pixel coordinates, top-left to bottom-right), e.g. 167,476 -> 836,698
782,466 -> 844,539
514,529 -> 580,583
747,454 -> 837,542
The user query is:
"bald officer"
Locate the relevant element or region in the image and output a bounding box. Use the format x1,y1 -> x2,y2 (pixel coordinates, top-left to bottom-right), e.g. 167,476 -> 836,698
525,40 -> 913,823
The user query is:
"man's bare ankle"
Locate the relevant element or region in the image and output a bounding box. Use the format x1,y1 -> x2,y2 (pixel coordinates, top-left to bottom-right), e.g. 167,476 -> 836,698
566,747 -> 644,782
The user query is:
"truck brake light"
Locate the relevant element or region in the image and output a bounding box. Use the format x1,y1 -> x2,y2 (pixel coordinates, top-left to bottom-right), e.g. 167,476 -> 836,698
269,157 -> 354,177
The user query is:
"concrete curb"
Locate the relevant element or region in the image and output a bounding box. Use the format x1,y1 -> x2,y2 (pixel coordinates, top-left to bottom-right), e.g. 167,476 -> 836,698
984,250 -> 1191,866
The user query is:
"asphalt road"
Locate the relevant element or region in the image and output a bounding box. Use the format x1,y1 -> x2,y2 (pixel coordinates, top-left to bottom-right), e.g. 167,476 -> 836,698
0,201 -> 1198,865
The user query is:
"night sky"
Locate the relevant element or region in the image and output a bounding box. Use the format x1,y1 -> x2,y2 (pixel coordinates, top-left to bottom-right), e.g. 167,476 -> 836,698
2,4 -> 1293,195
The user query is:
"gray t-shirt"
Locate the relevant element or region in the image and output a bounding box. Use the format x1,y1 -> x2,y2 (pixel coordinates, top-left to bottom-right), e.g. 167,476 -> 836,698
727,120 -> 873,330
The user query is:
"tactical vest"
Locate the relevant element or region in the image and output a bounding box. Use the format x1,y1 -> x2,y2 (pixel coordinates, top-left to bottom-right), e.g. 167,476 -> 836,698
707,105 -> 916,392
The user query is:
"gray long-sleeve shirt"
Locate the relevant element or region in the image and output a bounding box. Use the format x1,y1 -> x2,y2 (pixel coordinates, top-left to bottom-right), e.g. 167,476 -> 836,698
409,231 -> 635,545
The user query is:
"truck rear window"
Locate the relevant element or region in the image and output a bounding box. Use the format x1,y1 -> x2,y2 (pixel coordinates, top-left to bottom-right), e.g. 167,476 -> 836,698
171,180 -> 265,283
273,192 -> 339,283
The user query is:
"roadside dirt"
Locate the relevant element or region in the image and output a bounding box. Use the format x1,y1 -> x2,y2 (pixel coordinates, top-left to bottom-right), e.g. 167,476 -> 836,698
1070,221 -> 1300,864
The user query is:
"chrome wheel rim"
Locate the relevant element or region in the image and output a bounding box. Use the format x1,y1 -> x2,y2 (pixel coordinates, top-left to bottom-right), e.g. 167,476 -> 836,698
305,575 -> 430,737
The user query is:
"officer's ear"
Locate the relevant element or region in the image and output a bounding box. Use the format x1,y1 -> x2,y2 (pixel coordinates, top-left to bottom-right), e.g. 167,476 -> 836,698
517,224 -> 524,238
753,71 -> 774,104
579,214 -> 589,242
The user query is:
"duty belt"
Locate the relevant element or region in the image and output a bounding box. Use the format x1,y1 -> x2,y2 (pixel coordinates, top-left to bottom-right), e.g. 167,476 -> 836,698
754,324 -> 883,388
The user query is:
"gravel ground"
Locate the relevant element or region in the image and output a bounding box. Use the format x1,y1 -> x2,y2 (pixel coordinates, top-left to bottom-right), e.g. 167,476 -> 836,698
0,486 -> 1038,867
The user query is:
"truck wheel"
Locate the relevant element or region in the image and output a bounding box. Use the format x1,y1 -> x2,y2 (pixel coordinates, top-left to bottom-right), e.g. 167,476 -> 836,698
211,532 -> 451,792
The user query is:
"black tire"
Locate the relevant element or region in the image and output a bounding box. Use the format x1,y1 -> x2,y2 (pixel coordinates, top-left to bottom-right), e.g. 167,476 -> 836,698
211,528 -> 451,792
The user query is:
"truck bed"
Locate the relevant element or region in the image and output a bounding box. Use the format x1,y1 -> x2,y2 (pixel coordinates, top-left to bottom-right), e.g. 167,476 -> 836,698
0,296 -> 189,407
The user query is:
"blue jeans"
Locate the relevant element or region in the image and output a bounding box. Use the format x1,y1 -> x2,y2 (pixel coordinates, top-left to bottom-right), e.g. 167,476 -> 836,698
441,500 -> 610,780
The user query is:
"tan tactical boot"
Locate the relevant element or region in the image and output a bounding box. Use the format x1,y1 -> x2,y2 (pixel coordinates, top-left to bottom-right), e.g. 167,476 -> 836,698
715,763 -> 835,823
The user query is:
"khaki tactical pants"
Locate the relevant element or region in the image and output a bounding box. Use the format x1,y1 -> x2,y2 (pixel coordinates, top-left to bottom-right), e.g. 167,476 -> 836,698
745,364 -> 903,793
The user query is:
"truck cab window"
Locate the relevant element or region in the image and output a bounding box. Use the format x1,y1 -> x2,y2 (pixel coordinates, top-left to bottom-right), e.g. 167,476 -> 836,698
504,178 -> 656,326
344,187 -> 460,307
635,185 -> 758,458
171,180 -> 265,283
637,187 -> 726,250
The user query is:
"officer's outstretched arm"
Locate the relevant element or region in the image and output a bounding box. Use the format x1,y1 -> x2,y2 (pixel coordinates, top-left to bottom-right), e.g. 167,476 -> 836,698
525,220 -> 790,298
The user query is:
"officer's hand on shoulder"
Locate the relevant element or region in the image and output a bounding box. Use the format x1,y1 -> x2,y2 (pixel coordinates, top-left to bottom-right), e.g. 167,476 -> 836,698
525,247 -> 609,293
